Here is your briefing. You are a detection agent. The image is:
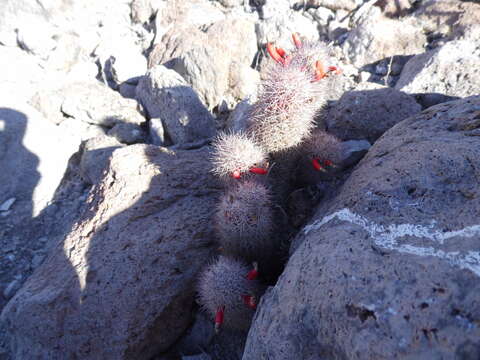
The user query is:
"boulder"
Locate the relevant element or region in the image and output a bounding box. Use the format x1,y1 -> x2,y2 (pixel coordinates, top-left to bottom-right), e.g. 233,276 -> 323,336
61,82 -> 146,127
244,96 -> 480,359
395,39 -> 480,98
343,5 -> 426,68
413,0 -> 480,40
1,144 -> 220,359
325,85 -> 421,143
152,17 -> 258,109
136,65 -> 215,145
79,136 -> 124,185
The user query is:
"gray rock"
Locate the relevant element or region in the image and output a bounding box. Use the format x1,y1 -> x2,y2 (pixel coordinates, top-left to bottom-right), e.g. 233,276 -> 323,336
61,82 -> 146,127
395,39 -> 480,98
172,45 -> 230,110
226,95 -> 257,132
1,144 -> 219,359
325,85 -> 422,143
168,18 -> 257,110
343,6 -> 426,68
244,95 -> 480,360
340,139 -> 371,168
136,65 -> 215,145
149,27 -> 209,68
2,279 -> 21,300
79,136 -> 124,185
119,82 -> 138,99
107,123 -> 146,145
176,312 -> 214,355
413,0 -> 480,40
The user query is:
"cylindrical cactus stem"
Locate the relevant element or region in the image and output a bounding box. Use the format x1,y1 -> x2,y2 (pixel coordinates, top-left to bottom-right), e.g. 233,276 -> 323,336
215,179 -> 275,261
197,256 -> 263,332
247,60 -> 328,155
211,131 -> 269,183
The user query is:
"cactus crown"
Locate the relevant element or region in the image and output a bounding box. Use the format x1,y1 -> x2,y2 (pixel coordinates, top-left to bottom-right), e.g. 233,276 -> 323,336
211,131 -> 268,179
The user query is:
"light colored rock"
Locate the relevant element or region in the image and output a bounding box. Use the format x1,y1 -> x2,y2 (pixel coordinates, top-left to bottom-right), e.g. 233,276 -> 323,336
149,118 -> 165,146
395,39 -> 480,98
105,48 -> 148,86
0,103 -> 81,217
343,6 -> 426,68
0,0 -> 72,46
1,144 -> 219,359
136,65 -> 215,144
0,198 -> 16,212
229,63 -> 260,101
61,82 -> 146,127
168,18 -> 258,109
256,10 -> 320,50
244,96 -> 480,360
153,0 -> 225,43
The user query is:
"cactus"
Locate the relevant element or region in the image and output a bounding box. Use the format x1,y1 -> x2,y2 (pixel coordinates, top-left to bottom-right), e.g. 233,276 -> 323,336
215,180 -> 274,260
289,33 -> 340,80
246,34 -> 338,155
302,129 -> 343,172
211,131 -> 268,180
247,60 -> 327,154
197,256 -> 262,331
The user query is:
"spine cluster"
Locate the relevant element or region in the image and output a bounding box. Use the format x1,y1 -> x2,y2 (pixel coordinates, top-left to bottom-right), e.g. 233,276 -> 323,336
197,33 -> 343,333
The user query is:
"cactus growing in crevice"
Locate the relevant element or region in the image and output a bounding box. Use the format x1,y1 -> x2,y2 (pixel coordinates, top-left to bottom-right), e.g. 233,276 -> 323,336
214,180 -> 274,261
211,131 -> 269,181
197,256 -> 263,332
302,129 -> 343,172
247,34 -> 339,156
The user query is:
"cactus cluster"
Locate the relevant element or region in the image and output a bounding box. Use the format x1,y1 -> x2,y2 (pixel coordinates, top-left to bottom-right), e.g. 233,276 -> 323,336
198,33 -> 343,333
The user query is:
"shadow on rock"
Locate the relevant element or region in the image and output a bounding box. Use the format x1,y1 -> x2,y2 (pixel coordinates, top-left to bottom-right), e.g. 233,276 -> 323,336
1,144 -> 220,359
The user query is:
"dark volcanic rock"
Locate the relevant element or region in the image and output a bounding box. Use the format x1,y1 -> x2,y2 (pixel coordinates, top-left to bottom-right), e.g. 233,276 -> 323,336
325,86 -> 422,143
1,145 -> 220,359
244,96 -> 480,359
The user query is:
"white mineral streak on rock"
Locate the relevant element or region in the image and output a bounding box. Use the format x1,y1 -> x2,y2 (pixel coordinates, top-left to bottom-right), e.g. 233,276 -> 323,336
303,208 -> 480,276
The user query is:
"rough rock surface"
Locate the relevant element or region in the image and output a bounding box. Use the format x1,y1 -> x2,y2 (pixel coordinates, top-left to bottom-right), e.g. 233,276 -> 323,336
136,65 -> 215,145
1,144 -> 220,359
343,5 -> 426,68
61,82 -> 146,127
244,96 -> 480,359
79,136 -> 124,185
325,86 -> 422,143
395,39 -> 480,98
413,0 -> 480,40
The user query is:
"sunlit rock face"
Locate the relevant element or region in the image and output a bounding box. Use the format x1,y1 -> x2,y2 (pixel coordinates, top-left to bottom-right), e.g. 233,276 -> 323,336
244,96 -> 480,360
1,145 -> 220,359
